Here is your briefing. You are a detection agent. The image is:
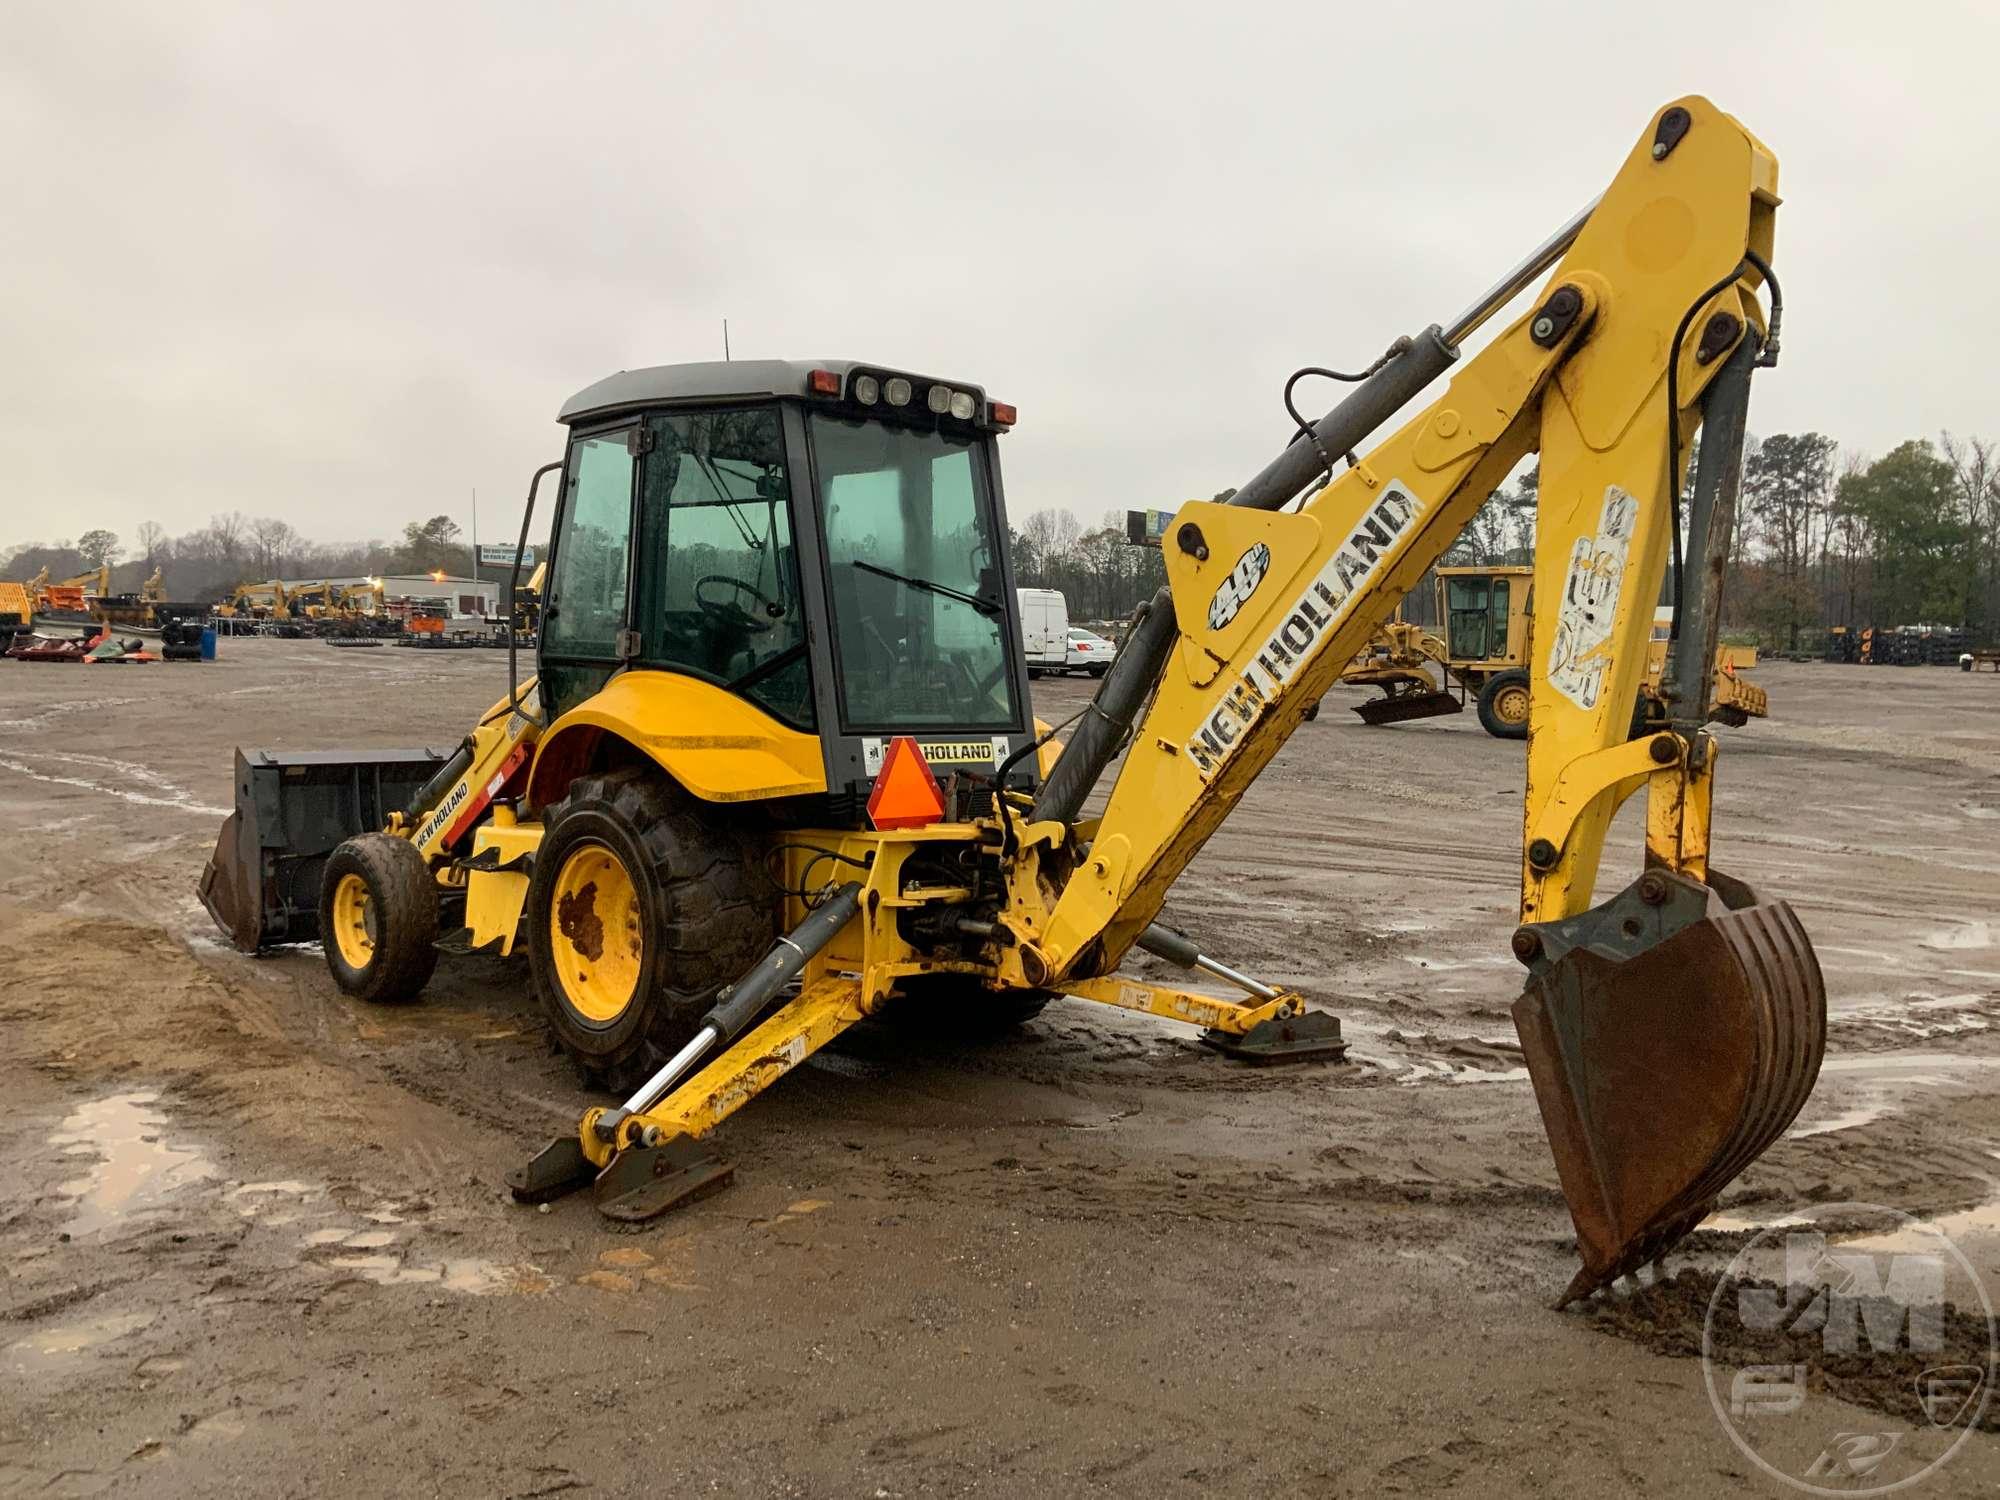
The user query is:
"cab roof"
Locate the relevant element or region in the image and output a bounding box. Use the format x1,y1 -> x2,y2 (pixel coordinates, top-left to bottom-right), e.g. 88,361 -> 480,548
558,359 -> 992,426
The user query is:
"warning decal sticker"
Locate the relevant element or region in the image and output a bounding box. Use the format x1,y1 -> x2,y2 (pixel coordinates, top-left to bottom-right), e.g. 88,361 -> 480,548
1547,485 -> 1639,711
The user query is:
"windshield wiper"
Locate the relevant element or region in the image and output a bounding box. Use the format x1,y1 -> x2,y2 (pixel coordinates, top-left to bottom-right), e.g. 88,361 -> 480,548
852,560 -> 1001,616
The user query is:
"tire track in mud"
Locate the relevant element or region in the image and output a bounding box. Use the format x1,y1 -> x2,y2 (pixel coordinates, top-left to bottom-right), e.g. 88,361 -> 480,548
0,750 -> 232,817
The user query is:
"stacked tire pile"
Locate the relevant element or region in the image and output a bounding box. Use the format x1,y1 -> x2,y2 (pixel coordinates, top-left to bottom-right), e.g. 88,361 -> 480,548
160,616 -> 206,662
1829,626 -> 1971,666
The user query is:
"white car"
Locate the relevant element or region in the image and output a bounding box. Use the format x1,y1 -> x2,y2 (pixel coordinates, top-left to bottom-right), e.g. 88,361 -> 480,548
1065,627 -> 1115,677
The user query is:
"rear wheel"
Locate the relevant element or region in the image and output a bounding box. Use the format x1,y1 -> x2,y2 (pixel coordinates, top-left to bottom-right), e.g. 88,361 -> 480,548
319,833 -> 439,1003
1476,670 -> 1531,739
526,768 -> 774,1093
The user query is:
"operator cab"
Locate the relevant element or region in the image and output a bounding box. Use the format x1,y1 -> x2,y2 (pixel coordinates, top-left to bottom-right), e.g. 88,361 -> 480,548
539,360 -> 1034,807
1438,566 -> 1522,664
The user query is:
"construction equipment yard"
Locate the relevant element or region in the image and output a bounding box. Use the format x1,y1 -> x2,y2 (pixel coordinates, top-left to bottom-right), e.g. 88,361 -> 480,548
2,642 -> 1994,1495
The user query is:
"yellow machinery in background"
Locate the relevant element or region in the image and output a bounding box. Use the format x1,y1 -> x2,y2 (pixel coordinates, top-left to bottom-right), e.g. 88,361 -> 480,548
0,581 -> 31,638
25,564 -> 110,619
201,98 -> 1823,1304
1341,562 -> 1767,738
213,580 -> 289,620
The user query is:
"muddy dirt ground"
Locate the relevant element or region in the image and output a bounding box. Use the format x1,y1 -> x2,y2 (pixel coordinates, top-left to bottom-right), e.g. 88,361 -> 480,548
1,642 -> 1996,1496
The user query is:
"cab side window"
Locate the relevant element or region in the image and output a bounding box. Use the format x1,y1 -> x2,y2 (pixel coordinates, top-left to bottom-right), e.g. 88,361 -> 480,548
544,429 -> 635,659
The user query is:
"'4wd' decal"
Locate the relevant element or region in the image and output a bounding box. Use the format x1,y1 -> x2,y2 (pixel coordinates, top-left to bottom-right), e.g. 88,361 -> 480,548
1207,542 -> 1271,631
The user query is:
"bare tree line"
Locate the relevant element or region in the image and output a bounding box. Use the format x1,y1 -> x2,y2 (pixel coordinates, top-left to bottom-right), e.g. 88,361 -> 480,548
3,514 -> 474,602
15,426 -> 1997,650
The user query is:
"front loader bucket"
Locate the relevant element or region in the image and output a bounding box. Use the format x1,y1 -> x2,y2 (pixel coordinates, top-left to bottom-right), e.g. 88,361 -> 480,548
1510,869 -> 1824,1305
197,747 -> 449,951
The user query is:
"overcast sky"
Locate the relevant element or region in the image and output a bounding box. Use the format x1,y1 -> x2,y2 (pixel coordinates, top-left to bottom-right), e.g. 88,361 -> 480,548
4,1 -> 1994,560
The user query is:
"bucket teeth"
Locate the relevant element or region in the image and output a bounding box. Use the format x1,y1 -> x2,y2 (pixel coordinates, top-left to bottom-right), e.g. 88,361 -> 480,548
1511,870 -> 1825,1304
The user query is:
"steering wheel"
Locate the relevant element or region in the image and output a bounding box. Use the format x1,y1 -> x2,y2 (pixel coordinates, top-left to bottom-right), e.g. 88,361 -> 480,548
695,574 -> 779,634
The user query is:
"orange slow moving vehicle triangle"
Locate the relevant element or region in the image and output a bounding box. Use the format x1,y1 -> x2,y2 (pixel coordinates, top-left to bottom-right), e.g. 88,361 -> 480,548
867,737 -> 945,830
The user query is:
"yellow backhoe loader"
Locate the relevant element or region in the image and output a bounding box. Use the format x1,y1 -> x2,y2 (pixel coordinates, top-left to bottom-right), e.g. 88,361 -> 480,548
199,97 -> 1823,1303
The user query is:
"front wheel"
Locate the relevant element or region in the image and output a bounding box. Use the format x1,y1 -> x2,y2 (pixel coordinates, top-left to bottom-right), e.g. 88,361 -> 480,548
1476,670 -> 1531,740
525,768 -> 774,1093
319,833 -> 439,1003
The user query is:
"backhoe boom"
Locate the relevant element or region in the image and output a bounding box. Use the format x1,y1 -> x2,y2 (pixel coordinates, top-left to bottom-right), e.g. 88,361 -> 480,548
1025,95 -> 1778,979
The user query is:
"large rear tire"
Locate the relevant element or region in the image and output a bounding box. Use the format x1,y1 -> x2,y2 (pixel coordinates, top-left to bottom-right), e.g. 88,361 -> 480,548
1476,670 -> 1531,740
526,768 -> 774,1093
319,833 -> 439,1004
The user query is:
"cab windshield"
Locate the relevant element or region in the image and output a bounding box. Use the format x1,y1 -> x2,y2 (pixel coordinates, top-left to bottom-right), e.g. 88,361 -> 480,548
810,414 -> 1016,729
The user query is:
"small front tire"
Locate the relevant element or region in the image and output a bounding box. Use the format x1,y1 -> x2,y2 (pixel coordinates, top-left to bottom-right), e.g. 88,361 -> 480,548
319,833 -> 439,1004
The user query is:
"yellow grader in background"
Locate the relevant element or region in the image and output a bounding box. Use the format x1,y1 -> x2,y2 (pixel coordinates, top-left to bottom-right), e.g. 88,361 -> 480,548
200,97 -> 1822,1303
1342,563 -> 1767,738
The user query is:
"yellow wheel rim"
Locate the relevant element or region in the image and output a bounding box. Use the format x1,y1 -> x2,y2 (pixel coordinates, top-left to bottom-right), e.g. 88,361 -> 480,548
1495,682 -> 1531,727
549,842 -> 644,1025
330,871 -> 376,970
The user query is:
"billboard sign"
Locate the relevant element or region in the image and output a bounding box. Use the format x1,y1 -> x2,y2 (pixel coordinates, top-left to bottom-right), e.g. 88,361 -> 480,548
1125,509 -> 1175,548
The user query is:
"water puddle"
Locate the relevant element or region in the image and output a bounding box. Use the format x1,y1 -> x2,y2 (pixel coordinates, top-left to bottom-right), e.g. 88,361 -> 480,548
1923,921 -> 1994,952
1393,1060 -> 1531,1086
1703,1208 -> 1808,1234
231,1181 -> 318,1220
1708,1188 -> 2000,1254
3,1311 -> 157,1374
1784,1053 -> 2000,1139
316,1252 -> 550,1295
1843,1196 -> 2000,1254
49,1093 -> 217,1235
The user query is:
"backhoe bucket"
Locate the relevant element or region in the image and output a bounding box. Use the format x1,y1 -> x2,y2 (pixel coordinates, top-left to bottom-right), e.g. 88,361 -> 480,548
1510,869 -> 1824,1305
197,747 -> 448,951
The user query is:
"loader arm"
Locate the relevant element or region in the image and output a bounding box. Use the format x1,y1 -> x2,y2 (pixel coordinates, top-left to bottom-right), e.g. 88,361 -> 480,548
1026,95 -> 1776,978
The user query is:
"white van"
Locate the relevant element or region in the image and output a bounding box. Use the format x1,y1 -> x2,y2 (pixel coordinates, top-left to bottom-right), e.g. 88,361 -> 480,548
1017,588 -> 1069,675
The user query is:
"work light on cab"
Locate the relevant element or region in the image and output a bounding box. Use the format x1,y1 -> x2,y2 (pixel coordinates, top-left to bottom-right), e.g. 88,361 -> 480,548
852,373 -> 881,405
866,737 -> 945,831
